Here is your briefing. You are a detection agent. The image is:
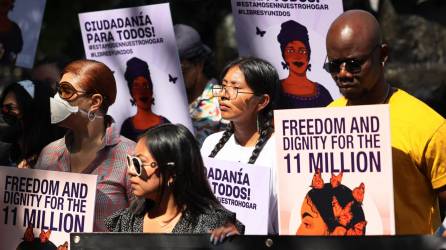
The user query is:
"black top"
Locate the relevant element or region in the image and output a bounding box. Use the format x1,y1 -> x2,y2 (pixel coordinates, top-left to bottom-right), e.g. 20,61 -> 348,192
105,204 -> 245,234
120,116 -> 170,142
278,82 -> 333,109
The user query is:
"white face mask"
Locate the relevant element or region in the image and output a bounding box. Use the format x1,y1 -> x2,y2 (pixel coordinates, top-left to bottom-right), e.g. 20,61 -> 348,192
50,94 -> 85,124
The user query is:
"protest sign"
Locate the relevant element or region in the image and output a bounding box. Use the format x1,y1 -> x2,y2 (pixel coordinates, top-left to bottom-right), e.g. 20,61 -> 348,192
0,167 -> 97,249
274,105 -> 395,235
231,0 -> 343,108
204,157 -> 270,235
1,0 -> 46,68
79,3 -> 192,134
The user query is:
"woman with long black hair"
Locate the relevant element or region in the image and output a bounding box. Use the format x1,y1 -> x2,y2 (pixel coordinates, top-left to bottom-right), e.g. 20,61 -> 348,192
106,123 -> 243,240
201,57 -> 279,234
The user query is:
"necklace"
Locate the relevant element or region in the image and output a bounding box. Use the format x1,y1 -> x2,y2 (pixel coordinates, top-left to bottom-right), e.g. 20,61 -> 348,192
153,211 -> 182,229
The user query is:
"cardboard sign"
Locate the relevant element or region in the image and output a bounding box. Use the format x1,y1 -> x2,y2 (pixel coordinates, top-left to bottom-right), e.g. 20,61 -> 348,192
0,167 -> 97,249
274,105 -> 395,235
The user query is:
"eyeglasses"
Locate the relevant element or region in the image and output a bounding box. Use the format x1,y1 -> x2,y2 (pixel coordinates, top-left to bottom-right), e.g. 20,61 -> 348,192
56,81 -> 88,100
212,85 -> 255,100
323,44 -> 381,74
126,155 -> 157,177
284,48 -> 308,55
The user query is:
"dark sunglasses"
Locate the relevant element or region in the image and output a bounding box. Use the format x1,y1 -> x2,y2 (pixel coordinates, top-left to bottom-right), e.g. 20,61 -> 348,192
56,81 -> 88,100
323,44 -> 381,74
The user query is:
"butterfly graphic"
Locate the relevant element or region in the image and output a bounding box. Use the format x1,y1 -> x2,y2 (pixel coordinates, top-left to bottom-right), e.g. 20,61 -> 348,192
168,74 -> 178,84
332,197 -> 353,227
281,61 -> 288,70
311,169 -> 324,189
256,26 -> 266,37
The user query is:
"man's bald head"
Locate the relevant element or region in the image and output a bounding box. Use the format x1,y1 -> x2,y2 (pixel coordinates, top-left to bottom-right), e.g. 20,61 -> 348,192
325,10 -> 389,105
327,10 -> 382,54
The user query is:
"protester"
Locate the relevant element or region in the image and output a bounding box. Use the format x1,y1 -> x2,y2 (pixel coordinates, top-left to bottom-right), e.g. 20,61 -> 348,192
174,24 -> 224,145
35,59 -> 135,232
325,10 -> 446,234
277,20 -> 333,108
31,56 -> 68,94
106,123 -> 243,243
120,57 -> 170,141
201,57 -> 279,234
0,80 -> 63,167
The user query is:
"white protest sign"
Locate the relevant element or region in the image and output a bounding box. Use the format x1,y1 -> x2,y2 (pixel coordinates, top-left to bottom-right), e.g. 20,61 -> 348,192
79,3 -> 192,135
0,167 -> 97,249
203,157 -> 270,235
231,0 -> 344,108
274,105 -> 395,235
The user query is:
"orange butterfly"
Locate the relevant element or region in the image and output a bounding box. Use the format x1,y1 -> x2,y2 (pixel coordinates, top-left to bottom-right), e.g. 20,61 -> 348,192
23,225 -> 35,242
58,241 -> 69,250
352,183 -> 365,203
311,170 -> 324,189
346,221 -> 367,235
330,171 -> 343,188
39,229 -> 51,243
331,226 -> 347,236
332,196 -> 353,226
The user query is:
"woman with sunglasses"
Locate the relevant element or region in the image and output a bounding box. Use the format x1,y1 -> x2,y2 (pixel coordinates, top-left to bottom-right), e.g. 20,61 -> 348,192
201,57 -> 279,234
35,59 -> 136,232
0,80 -> 63,167
276,20 -> 333,109
106,123 -> 244,241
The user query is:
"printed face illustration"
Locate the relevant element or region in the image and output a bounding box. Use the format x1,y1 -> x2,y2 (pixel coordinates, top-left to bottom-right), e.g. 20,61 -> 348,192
284,40 -> 309,76
296,195 -> 329,235
131,76 -> 153,111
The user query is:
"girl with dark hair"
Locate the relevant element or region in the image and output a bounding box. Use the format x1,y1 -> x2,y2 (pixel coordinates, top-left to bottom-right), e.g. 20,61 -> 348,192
0,80 -> 63,167
35,59 -> 135,232
201,57 -> 279,234
120,57 -> 169,141
106,123 -> 244,239
277,20 -> 333,108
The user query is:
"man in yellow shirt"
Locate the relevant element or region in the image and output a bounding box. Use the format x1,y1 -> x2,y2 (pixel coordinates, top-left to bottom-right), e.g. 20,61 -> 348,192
325,9 -> 446,234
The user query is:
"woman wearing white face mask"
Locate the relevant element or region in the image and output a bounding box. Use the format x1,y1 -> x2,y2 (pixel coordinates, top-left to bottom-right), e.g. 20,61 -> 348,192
35,59 -> 136,232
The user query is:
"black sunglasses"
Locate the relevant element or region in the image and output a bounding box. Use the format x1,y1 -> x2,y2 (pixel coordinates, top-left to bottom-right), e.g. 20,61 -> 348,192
323,44 -> 381,74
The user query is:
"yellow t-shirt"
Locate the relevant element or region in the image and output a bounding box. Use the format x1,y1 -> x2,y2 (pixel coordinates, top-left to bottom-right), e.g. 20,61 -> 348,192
329,89 -> 446,234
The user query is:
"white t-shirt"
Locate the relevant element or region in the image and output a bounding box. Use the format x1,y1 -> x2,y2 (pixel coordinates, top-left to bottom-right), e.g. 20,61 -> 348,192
201,131 -> 278,234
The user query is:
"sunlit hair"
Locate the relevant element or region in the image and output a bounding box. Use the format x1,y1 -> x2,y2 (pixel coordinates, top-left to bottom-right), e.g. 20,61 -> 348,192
208,57 -> 279,164
62,59 -> 116,114
130,124 -> 220,217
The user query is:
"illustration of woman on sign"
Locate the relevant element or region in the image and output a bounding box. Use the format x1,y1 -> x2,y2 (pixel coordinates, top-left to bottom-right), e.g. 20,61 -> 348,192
120,57 -> 170,141
16,226 -> 68,250
277,20 -> 332,109
0,0 -> 23,66
296,171 -> 367,236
